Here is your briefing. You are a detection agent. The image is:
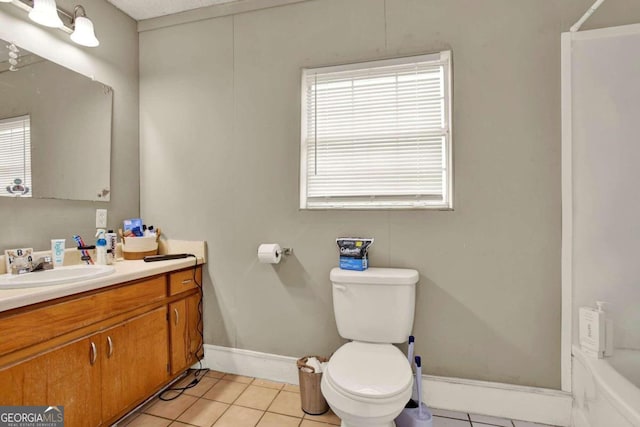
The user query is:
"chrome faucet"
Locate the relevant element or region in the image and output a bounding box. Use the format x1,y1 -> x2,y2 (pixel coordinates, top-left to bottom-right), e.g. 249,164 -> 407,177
30,256 -> 54,272
9,255 -> 53,275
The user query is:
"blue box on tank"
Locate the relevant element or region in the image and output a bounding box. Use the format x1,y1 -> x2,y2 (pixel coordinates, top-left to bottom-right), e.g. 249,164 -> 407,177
336,238 -> 373,271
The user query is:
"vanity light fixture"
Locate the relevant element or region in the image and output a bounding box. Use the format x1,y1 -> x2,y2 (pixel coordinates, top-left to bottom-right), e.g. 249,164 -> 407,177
28,0 -> 63,28
70,6 -> 99,47
2,0 -> 100,48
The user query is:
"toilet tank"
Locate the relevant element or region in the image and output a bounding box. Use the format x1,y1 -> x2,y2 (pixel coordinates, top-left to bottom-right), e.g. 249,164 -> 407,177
330,267 -> 418,344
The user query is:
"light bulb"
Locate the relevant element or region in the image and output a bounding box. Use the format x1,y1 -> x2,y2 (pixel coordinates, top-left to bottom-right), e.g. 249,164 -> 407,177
28,0 -> 63,28
70,15 -> 99,47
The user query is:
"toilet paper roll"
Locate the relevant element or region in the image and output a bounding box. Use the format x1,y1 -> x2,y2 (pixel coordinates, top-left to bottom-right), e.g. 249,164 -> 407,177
258,243 -> 282,264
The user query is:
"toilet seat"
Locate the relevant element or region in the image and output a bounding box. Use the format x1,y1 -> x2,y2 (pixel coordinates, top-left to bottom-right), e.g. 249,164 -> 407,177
324,342 -> 412,401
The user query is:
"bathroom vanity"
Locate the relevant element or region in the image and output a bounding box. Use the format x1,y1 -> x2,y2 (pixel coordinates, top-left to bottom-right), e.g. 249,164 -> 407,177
0,258 -> 204,426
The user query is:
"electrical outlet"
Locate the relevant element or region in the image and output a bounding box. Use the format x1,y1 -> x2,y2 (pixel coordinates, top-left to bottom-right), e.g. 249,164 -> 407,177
96,209 -> 107,228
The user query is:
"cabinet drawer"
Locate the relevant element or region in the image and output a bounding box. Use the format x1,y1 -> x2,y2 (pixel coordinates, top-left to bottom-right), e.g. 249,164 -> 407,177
168,266 -> 202,296
0,276 -> 166,357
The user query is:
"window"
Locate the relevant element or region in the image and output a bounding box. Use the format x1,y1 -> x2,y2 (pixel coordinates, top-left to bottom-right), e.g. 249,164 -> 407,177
0,114 -> 32,198
300,51 -> 452,209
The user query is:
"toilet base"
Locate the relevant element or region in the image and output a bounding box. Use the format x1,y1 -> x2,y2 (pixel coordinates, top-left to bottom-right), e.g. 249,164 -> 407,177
340,421 -> 395,427
321,343 -> 412,427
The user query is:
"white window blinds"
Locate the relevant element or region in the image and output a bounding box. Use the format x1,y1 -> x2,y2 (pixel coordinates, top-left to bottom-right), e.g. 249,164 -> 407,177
0,115 -> 32,198
300,51 -> 452,209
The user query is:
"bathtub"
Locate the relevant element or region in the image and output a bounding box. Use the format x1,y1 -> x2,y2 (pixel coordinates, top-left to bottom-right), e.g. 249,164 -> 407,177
572,345 -> 640,427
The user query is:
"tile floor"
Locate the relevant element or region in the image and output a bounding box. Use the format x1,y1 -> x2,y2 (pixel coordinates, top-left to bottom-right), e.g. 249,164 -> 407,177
121,370 -> 556,427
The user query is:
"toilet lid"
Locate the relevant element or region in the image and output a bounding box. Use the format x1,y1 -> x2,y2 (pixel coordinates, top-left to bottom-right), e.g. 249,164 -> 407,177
325,342 -> 412,399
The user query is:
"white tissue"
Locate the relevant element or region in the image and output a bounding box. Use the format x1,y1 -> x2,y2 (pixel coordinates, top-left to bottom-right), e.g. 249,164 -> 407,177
305,357 -> 323,373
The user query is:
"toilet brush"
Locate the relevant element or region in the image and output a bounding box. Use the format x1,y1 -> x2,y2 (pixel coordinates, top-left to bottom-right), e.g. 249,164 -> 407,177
394,355 -> 433,427
415,356 -> 425,418
407,336 -> 417,404
408,336 -> 415,367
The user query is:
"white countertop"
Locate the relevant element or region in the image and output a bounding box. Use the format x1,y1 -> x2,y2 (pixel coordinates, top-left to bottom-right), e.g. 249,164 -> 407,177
0,257 -> 204,313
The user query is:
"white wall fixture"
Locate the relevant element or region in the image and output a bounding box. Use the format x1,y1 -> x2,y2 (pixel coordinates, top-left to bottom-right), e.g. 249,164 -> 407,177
69,6 -> 99,47
28,0 -> 62,28
5,0 -> 99,47
95,209 -> 107,229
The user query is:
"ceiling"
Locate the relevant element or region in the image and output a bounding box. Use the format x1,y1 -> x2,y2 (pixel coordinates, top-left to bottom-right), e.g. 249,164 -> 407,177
106,0 -> 242,20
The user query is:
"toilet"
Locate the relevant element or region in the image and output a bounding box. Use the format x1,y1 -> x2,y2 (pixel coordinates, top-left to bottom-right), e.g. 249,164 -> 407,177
321,267 -> 419,427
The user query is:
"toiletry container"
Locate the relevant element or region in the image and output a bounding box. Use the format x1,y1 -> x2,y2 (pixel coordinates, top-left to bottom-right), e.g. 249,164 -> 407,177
105,230 -> 117,264
95,229 -> 108,265
120,228 -> 160,260
605,317 -> 614,357
321,267 -> 418,427
579,301 -> 613,358
599,302 -> 614,357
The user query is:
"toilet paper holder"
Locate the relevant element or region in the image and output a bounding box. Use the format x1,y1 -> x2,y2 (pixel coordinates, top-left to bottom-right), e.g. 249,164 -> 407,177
256,244 -> 293,263
258,245 -> 292,256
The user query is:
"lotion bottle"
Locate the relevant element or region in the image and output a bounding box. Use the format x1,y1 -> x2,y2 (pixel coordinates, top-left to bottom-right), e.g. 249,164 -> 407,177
95,229 -> 108,265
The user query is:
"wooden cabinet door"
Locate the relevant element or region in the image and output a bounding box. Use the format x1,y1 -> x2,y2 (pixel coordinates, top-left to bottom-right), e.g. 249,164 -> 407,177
186,292 -> 203,366
100,320 -> 128,422
46,337 -> 102,426
169,292 -> 203,375
101,307 -> 169,423
0,337 -> 101,426
169,299 -> 188,375
0,356 -> 46,405
124,307 -> 169,402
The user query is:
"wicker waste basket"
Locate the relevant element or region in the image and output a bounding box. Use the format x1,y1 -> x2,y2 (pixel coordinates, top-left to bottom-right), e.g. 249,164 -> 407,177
297,356 -> 329,415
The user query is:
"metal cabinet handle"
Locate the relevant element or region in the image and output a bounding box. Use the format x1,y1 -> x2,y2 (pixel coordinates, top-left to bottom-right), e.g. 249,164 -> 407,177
107,336 -> 113,358
174,308 -> 179,326
181,279 -> 193,285
90,342 -> 97,365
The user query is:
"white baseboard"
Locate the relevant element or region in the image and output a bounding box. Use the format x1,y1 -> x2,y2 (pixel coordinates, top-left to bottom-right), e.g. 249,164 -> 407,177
203,344 -> 572,426
422,374 -> 572,426
203,344 -> 300,385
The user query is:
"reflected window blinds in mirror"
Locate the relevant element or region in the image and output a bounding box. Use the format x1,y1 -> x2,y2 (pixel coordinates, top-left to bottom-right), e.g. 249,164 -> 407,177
0,39 -> 113,201
0,115 -> 31,197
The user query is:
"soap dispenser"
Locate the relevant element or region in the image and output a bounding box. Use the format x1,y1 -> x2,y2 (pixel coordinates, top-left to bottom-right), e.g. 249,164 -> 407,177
579,301 -> 613,358
597,301 -> 614,357
579,303 -> 605,358
95,229 -> 108,265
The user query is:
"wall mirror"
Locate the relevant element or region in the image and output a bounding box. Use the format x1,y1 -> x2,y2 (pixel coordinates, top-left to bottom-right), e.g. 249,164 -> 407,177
0,38 -> 112,201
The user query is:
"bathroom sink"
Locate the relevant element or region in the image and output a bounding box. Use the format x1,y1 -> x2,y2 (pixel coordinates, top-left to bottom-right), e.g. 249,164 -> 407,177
0,265 -> 115,289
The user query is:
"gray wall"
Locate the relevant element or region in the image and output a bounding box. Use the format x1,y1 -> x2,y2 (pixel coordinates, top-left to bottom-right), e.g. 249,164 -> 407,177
140,0 -> 640,389
0,0 -> 138,251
